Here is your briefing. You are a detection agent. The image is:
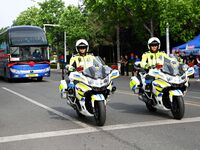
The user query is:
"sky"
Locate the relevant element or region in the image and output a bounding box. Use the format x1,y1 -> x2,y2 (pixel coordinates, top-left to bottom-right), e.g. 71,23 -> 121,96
0,0 -> 79,28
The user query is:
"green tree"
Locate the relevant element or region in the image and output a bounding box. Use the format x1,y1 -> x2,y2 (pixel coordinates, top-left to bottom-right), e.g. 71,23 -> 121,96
59,5 -> 90,50
37,0 -> 65,54
14,6 -> 40,26
160,0 -> 200,42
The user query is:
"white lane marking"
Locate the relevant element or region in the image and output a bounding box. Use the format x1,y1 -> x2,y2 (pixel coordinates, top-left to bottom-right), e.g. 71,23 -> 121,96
2,87 -> 90,128
116,90 -> 200,107
1,117 -> 200,143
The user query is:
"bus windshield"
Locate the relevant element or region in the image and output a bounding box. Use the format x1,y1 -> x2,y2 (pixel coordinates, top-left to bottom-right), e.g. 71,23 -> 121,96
9,27 -> 48,45
10,46 -> 48,61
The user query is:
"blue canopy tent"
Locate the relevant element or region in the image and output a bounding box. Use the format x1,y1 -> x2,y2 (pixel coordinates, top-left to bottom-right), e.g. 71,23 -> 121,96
172,34 -> 200,56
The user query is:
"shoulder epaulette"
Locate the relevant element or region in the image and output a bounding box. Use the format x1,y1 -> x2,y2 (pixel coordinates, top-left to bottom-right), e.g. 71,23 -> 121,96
144,51 -> 150,54
87,53 -> 94,56
72,54 -> 79,57
160,51 -> 166,53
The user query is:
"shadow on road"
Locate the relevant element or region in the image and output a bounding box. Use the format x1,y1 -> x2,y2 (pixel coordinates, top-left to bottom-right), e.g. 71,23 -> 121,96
109,102 -> 172,119
0,77 -> 48,83
48,106 -> 97,126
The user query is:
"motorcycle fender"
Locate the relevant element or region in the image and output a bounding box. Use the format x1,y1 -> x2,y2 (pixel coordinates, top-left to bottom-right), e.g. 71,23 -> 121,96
130,76 -> 140,91
169,90 -> 183,102
91,94 -> 106,107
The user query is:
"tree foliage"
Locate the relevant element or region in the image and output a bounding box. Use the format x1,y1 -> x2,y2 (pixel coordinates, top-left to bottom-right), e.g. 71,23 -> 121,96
59,6 -> 89,49
14,7 -> 40,26
160,0 -> 200,42
2,0 -> 200,61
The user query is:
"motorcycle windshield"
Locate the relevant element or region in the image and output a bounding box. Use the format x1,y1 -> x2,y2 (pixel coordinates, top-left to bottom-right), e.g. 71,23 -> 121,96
161,57 -> 185,76
83,57 -> 112,79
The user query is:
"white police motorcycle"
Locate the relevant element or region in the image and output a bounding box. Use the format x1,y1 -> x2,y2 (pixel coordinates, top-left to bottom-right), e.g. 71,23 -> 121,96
130,57 -> 194,119
59,56 -> 119,126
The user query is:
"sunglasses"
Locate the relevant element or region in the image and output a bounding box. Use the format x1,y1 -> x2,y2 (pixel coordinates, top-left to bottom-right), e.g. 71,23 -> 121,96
150,44 -> 159,47
77,46 -> 87,49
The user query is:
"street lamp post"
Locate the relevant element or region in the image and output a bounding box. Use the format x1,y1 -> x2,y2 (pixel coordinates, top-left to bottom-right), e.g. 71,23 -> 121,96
166,22 -> 170,55
43,24 -> 67,63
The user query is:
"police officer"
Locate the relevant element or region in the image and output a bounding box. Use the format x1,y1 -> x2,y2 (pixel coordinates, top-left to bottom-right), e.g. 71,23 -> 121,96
139,37 -> 168,98
140,37 -> 168,69
66,39 -> 95,99
69,39 -> 95,70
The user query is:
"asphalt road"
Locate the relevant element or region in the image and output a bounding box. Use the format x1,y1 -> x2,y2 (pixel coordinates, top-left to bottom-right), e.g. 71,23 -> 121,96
0,71 -> 200,150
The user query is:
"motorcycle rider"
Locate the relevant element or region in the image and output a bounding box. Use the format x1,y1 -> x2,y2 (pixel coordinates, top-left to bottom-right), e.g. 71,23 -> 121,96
66,39 -> 96,98
68,39 -> 95,69
140,37 -> 168,69
137,37 -> 168,98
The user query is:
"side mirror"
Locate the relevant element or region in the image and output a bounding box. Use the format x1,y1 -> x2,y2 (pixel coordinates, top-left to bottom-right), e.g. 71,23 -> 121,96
186,67 -> 194,77
110,70 -> 120,80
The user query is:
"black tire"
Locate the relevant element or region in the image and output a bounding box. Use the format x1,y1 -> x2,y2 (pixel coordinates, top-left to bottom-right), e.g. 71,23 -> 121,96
171,96 -> 185,119
37,77 -> 43,81
146,100 -> 157,112
94,101 -> 106,126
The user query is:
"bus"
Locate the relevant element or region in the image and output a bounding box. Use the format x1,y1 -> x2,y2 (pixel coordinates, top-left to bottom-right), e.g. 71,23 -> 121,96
0,25 -> 50,81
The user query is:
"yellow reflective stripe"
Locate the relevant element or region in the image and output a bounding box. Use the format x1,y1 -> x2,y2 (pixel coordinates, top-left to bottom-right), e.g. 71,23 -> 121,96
59,84 -> 64,91
154,79 -> 170,88
130,80 -> 137,89
155,86 -> 162,91
77,83 -> 91,91
155,90 -> 161,96
91,95 -> 96,101
169,91 -> 174,96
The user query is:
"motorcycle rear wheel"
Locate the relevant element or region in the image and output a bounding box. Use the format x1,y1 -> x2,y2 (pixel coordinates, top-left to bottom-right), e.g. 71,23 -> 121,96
94,101 -> 106,126
171,96 -> 185,119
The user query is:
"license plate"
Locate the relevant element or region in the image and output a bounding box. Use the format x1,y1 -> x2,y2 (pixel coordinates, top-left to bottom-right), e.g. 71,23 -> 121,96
28,74 -> 37,77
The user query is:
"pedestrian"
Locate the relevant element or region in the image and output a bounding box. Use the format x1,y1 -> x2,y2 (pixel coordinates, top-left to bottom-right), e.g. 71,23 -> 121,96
120,55 -> 125,75
124,54 -> 129,76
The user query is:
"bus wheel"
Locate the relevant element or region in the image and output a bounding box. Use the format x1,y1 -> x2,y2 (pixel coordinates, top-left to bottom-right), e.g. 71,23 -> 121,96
3,69 -> 9,82
37,77 -> 43,81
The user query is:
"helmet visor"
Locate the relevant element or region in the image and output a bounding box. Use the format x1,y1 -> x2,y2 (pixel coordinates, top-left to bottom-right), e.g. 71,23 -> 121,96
77,46 -> 87,50
149,42 -> 159,47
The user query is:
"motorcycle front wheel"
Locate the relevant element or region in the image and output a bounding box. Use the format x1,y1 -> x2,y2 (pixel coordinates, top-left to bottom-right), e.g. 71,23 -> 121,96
171,96 -> 185,119
94,101 -> 106,126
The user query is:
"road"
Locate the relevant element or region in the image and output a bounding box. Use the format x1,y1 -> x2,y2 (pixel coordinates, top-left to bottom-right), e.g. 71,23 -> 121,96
0,71 -> 200,150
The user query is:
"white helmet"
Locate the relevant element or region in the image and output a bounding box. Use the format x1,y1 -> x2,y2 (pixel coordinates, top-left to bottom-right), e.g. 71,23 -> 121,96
147,37 -> 161,49
75,39 -> 89,53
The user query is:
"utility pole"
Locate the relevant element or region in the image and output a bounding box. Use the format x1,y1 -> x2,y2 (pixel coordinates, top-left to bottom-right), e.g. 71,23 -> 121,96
43,24 -> 67,68
166,22 -> 170,55
166,0 -> 170,55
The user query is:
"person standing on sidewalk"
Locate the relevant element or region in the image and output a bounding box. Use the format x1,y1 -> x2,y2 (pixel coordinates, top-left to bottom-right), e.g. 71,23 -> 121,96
124,54 -> 129,76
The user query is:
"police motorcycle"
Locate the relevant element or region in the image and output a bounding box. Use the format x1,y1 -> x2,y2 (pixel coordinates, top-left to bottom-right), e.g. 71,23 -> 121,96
59,56 -> 119,126
130,56 -> 194,119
